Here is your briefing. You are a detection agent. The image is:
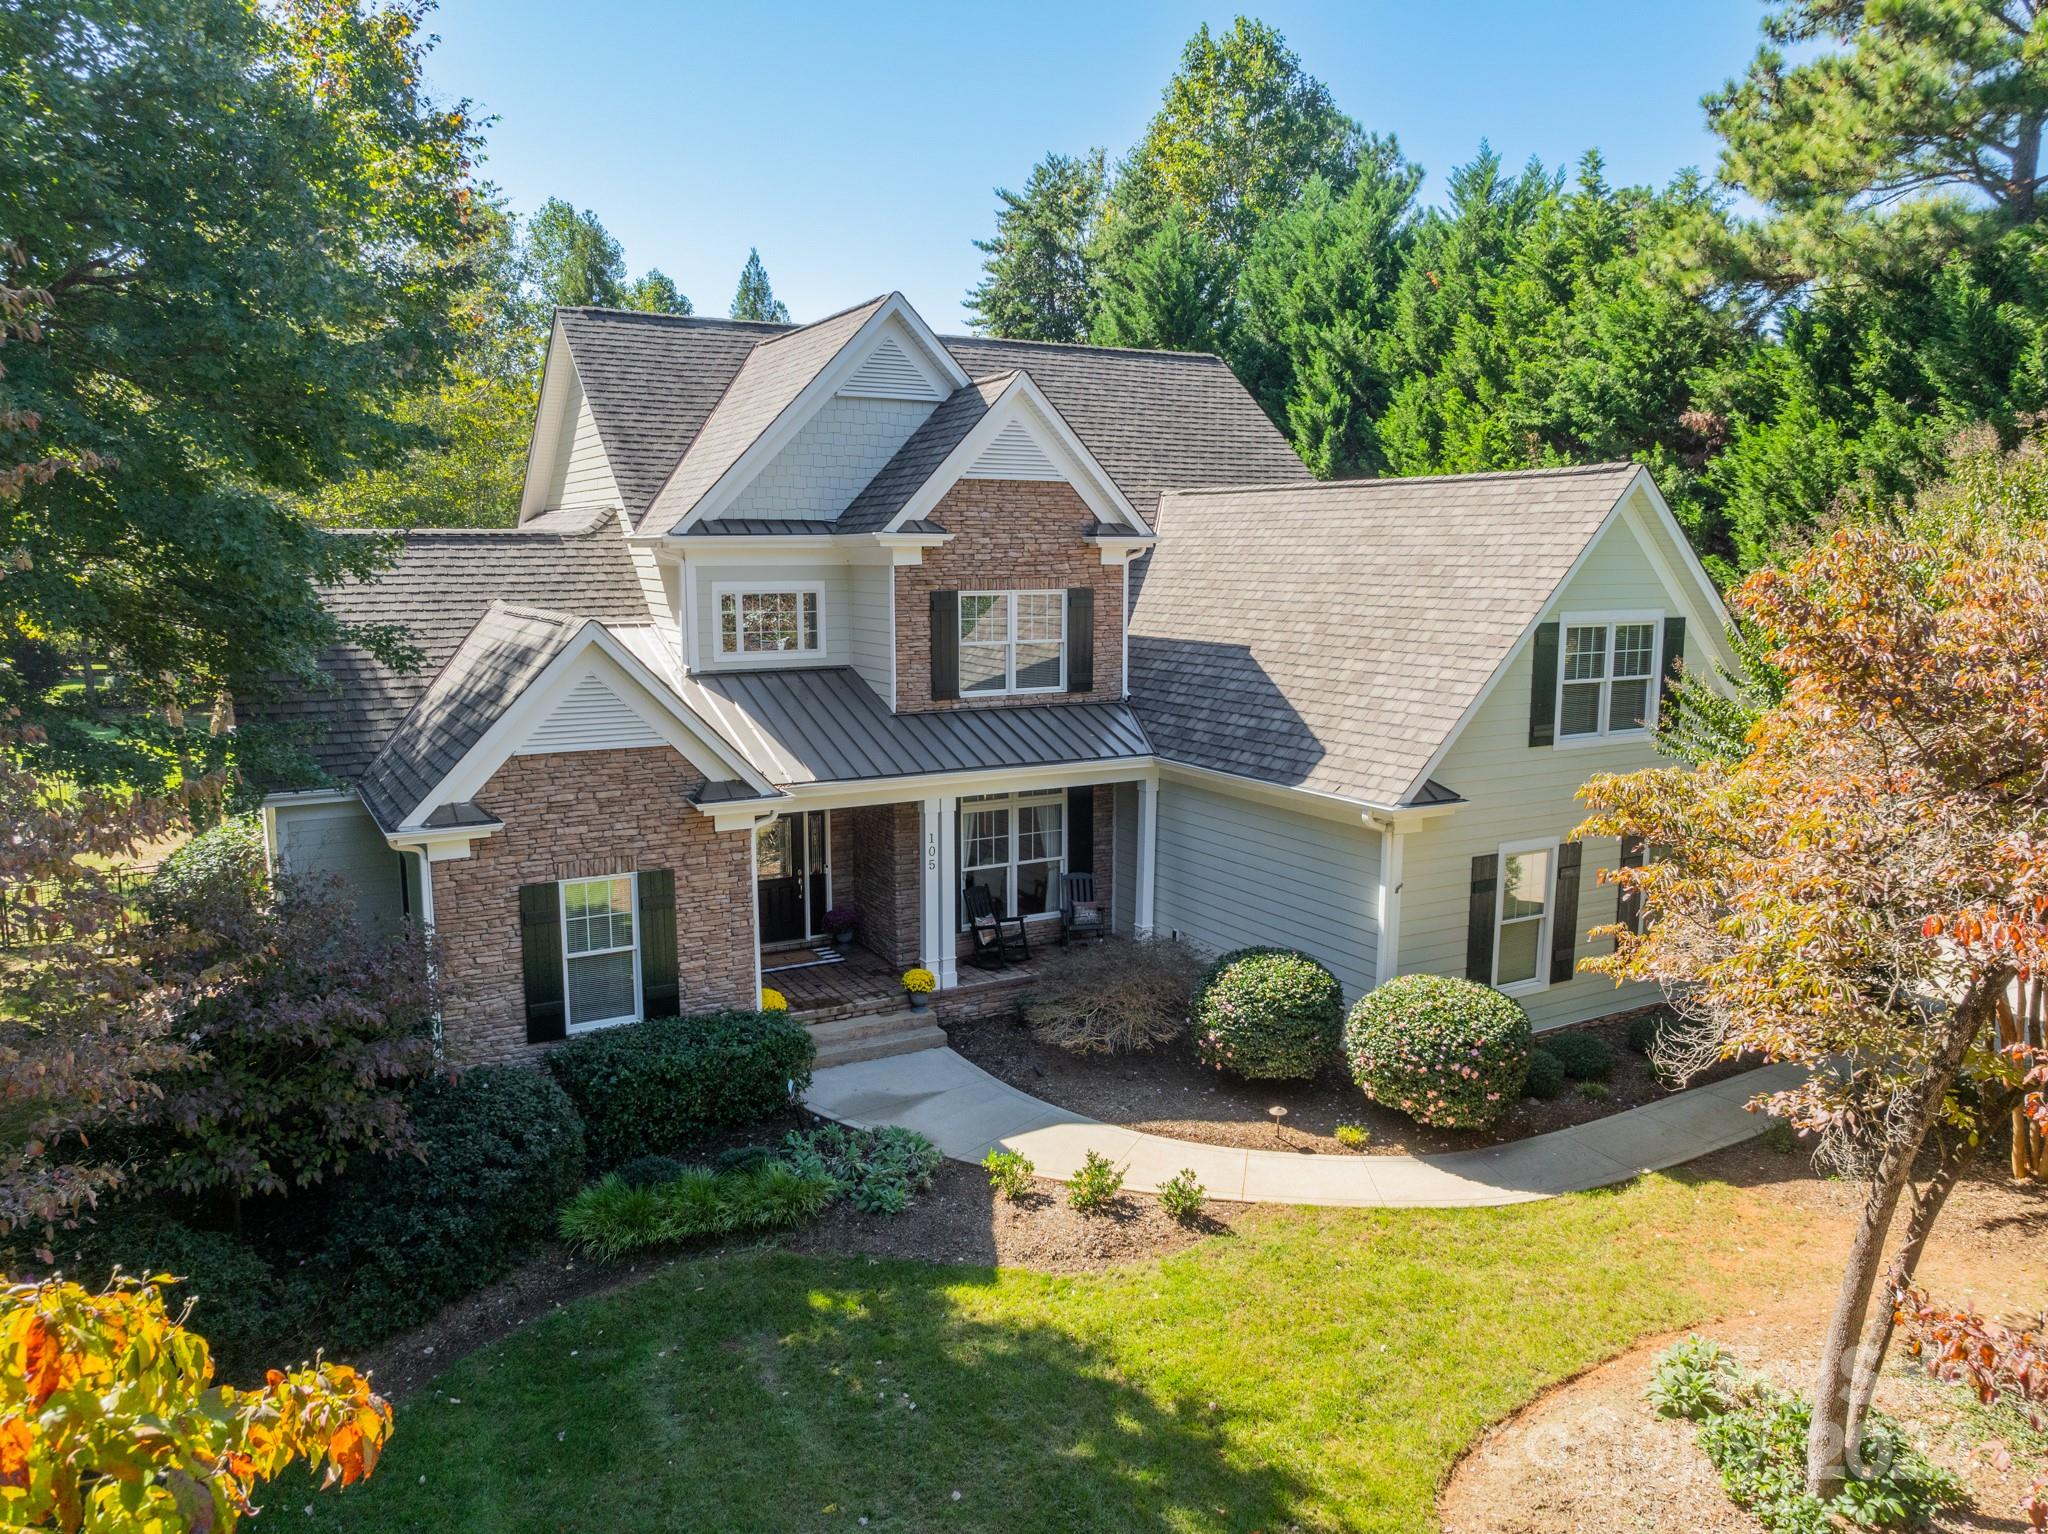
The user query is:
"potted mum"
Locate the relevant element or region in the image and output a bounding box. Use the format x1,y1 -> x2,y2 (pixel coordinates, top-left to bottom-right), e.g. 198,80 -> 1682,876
824,904 -> 858,946
902,966 -> 936,1012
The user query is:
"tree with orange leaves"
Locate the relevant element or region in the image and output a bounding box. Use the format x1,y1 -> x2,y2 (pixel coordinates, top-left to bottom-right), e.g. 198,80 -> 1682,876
0,1275 -> 390,1531
1578,443 -> 2048,1500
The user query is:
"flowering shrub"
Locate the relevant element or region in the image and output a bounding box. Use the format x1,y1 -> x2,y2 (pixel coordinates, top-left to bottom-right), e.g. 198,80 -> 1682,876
760,987 -> 788,1011
1345,974 -> 1531,1129
1192,947 -> 1344,1080
902,967 -> 936,994
824,905 -> 857,932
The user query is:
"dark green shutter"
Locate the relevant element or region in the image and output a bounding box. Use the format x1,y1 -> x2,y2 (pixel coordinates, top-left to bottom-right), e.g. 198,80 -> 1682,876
1549,841 -> 1583,985
1065,587 -> 1094,693
930,590 -> 959,700
1066,786 -> 1094,875
1466,853 -> 1498,982
520,882 -> 566,1043
1615,834 -> 1646,939
1528,622 -> 1560,747
637,868 -> 678,1018
1655,615 -> 1686,728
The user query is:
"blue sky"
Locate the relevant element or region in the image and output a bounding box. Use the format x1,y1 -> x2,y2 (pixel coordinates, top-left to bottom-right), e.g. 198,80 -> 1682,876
421,0 -> 1769,331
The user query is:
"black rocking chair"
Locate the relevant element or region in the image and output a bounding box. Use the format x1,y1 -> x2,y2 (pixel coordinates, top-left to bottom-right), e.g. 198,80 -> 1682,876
1059,871 -> 1107,945
961,884 -> 1030,967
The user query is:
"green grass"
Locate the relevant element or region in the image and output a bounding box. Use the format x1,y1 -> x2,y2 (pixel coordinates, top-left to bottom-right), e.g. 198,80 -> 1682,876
292,1172 -> 1802,1534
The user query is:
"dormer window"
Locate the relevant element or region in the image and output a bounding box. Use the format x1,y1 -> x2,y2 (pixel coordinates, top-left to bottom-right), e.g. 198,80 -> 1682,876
716,583 -> 824,662
959,591 -> 1066,696
1557,615 -> 1660,741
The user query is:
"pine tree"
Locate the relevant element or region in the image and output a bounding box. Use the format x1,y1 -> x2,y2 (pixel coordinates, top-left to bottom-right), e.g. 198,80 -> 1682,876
1088,206 -> 1234,353
731,249 -> 791,323
966,150 -> 1106,340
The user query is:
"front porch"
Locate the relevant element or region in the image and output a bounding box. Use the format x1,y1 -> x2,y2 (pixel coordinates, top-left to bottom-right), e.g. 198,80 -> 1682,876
762,938 -> 1034,1022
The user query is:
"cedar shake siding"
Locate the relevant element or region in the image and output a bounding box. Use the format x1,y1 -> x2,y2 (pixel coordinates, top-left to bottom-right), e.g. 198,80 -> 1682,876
896,480 -> 1123,713
429,746 -> 757,1064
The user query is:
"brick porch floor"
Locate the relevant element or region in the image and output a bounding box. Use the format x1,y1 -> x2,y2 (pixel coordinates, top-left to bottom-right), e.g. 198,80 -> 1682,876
762,938 -> 1047,1022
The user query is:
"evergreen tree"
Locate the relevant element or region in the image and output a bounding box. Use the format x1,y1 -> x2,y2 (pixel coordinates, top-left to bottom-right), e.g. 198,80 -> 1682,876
623,268 -> 693,316
730,249 -> 791,323
966,150 -> 1106,340
1089,206 -> 1235,353
523,198 -> 629,309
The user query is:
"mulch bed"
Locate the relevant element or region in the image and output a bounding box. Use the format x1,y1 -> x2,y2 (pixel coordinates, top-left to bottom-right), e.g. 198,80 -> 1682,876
944,1008 -> 1753,1157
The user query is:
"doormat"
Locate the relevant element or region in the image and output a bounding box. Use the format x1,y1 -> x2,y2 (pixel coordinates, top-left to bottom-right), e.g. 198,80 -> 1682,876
762,945 -> 846,974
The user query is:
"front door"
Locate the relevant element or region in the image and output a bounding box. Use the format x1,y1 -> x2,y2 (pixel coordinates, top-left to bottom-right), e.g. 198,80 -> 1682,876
757,817 -> 807,944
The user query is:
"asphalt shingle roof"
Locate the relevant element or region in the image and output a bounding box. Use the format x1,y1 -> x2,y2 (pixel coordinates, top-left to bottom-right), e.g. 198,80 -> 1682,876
1126,464 -> 1644,807
834,374 -> 1013,534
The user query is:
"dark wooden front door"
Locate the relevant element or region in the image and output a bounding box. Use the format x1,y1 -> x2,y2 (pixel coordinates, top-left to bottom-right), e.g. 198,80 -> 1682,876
757,817 -> 807,944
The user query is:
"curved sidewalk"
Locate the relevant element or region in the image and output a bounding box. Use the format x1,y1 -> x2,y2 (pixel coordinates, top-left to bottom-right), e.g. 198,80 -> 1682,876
806,1047 -> 1804,1209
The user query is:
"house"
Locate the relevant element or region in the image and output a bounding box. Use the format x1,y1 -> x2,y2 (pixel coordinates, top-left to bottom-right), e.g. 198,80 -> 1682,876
248,291 -> 1732,1063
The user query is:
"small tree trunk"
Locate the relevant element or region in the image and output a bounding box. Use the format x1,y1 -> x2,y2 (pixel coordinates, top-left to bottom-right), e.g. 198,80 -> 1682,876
1805,982 -> 1998,1497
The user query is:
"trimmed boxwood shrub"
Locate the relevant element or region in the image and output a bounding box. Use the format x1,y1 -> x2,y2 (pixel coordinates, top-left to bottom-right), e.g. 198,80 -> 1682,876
1543,1029 -> 1616,1081
306,1063 -> 585,1347
546,1009 -> 815,1171
1628,1011 -> 1676,1056
1344,974 -> 1532,1129
1524,1046 -> 1567,1101
1191,947 -> 1344,1080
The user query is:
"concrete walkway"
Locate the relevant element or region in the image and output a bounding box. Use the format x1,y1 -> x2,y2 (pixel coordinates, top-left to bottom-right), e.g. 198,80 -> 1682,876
806,1047 -> 1806,1209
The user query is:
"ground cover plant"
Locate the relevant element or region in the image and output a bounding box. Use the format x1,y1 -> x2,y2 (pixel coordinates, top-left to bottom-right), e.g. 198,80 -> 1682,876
781,1124 -> 942,1215
559,1161 -> 835,1260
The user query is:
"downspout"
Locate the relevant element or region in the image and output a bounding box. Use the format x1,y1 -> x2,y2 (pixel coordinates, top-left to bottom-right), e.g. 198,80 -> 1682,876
414,843 -> 441,1053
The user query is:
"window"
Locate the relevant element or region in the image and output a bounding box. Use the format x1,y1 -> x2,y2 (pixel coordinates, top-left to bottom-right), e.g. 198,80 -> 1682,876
716,584 -> 823,660
1558,616 -> 1660,740
1493,840 -> 1555,992
562,875 -> 639,1029
959,591 -> 1065,696
960,792 -> 1065,920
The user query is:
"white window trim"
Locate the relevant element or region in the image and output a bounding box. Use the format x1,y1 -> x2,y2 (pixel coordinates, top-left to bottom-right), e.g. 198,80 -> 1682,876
1492,836 -> 1560,997
958,790 -> 1067,927
711,581 -> 828,667
958,590 -> 1067,698
560,874 -> 642,1033
1553,609 -> 1663,749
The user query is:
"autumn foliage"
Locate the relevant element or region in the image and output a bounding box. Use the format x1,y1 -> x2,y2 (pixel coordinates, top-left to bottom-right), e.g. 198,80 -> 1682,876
0,1275 -> 390,1531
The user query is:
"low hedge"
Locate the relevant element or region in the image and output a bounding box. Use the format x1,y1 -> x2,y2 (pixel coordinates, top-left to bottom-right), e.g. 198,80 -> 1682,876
1524,1047 -> 1567,1101
1191,947 -> 1344,1080
1543,1029 -> 1616,1081
546,1009 -> 815,1171
1345,974 -> 1532,1129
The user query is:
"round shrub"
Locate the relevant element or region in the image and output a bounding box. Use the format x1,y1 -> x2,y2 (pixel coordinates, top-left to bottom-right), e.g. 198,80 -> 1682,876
1628,1011 -> 1676,1056
1344,974 -> 1532,1129
614,1154 -> 688,1189
307,1063 -> 586,1347
1524,1047 -> 1566,1101
144,814 -> 265,928
1192,947 -> 1344,1080
1543,1029 -> 1616,1081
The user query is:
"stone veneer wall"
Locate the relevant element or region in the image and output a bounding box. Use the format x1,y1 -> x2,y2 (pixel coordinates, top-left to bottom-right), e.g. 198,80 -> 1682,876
428,746 -> 757,1064
895,479 -> 1124,714
840,802 -> 921,968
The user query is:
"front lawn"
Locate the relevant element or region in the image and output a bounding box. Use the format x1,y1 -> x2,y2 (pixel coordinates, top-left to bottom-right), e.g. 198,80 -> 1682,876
295,1170 -> 1813,1534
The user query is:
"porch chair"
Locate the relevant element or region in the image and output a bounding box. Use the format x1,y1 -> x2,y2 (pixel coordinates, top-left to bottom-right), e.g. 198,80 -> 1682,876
1058,872 -> 1107,946
961,884 -> 1030,967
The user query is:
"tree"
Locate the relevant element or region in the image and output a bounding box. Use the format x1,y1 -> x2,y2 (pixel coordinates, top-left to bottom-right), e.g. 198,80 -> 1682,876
521,198 -> 689,320
730,249 -> 791,323
0,0 -> 484,787
966,150 -> 1107,341
623,268 -> 692,315
1089,206 -> 1236,353
0,1275 -> 391,1531
1578,462 -> 2048,1496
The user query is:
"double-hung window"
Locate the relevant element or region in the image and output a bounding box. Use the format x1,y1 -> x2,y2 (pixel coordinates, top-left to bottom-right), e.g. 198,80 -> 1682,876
959,792 -> 1065,919
959,591 -> 1065,696
562,874 -> 639,1029
1492,839 -> 1556,993
716,584 -> 823,661
1558,616 -> 1660,741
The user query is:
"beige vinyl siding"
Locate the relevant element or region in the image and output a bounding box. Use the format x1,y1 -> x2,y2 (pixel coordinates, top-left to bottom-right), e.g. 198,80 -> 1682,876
1395,509 -> 1702,1029
1111,781 -> 1139,933
543,376 -> 621,512
690,560 -> 853,669
845,563 -> 894,705
1154,778 -> 1379,1006
271,800 -> 408,927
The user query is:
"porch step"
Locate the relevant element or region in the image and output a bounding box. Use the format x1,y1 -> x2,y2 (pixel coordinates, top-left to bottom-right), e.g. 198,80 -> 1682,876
809,1009 -> 948,1070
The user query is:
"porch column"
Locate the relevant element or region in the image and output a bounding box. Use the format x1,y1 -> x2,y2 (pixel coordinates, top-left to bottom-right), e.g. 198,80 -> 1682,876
1134,778 -> 1157,938
918,793 -> 959,989
1374,822 -> 1404,989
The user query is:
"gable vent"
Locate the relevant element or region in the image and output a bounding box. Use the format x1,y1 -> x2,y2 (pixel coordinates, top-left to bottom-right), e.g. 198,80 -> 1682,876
838,334 -> 942,400
963,417 -> 1064,481
517,671 -> 665,756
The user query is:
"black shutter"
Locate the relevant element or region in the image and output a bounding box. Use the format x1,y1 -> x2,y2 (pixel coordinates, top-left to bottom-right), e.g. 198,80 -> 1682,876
1065,587 -> 1094,693
930,590 -> 959,701
1615,834 -> 1646,939
1066,786 -> 1094,875
1466,853 -> 1499,982
1528,622 -> 1560,747
1655,615 -> 1686,728
637,868 -> 678,1018
520,881 -> 566,1043
1550,841 -> 1583,985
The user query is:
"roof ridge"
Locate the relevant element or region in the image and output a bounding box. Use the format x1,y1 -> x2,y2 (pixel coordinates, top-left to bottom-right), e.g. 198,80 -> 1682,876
329,509 -> 621,540
557,307 -> 792,335
1159,463 -> 1640,500
947,332 -> 1230,364
489,600 -> 583,627
748,293 -> 889,352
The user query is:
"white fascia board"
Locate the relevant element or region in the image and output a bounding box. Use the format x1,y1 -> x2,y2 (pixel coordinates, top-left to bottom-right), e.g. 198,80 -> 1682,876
1155,756 -> 1453,829
1617,470 -> 1736,659
774,757 -> 1158,813
516,319 -> 575,523
881,374 -> 1145,535
670,296 -> 968,536
395,624 -> 775,828
648,534 -> 846,557
261,787 -> 359,808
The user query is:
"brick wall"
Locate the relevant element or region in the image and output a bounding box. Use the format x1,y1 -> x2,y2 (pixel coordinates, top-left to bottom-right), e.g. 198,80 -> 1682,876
429,746 -> 757,1065
840,801 -> 921,967
896,479 -> 1123,713
1092,783 -> 1116,929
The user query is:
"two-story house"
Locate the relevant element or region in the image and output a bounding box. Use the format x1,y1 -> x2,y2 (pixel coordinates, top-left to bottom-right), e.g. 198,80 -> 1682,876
250,291 -> 1733,1065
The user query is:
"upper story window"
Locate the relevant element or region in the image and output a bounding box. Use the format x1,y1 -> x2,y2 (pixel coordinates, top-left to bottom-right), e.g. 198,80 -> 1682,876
1558,615 -> 1660,741
716,583 -> 823,662
959,591 -> 1065,696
